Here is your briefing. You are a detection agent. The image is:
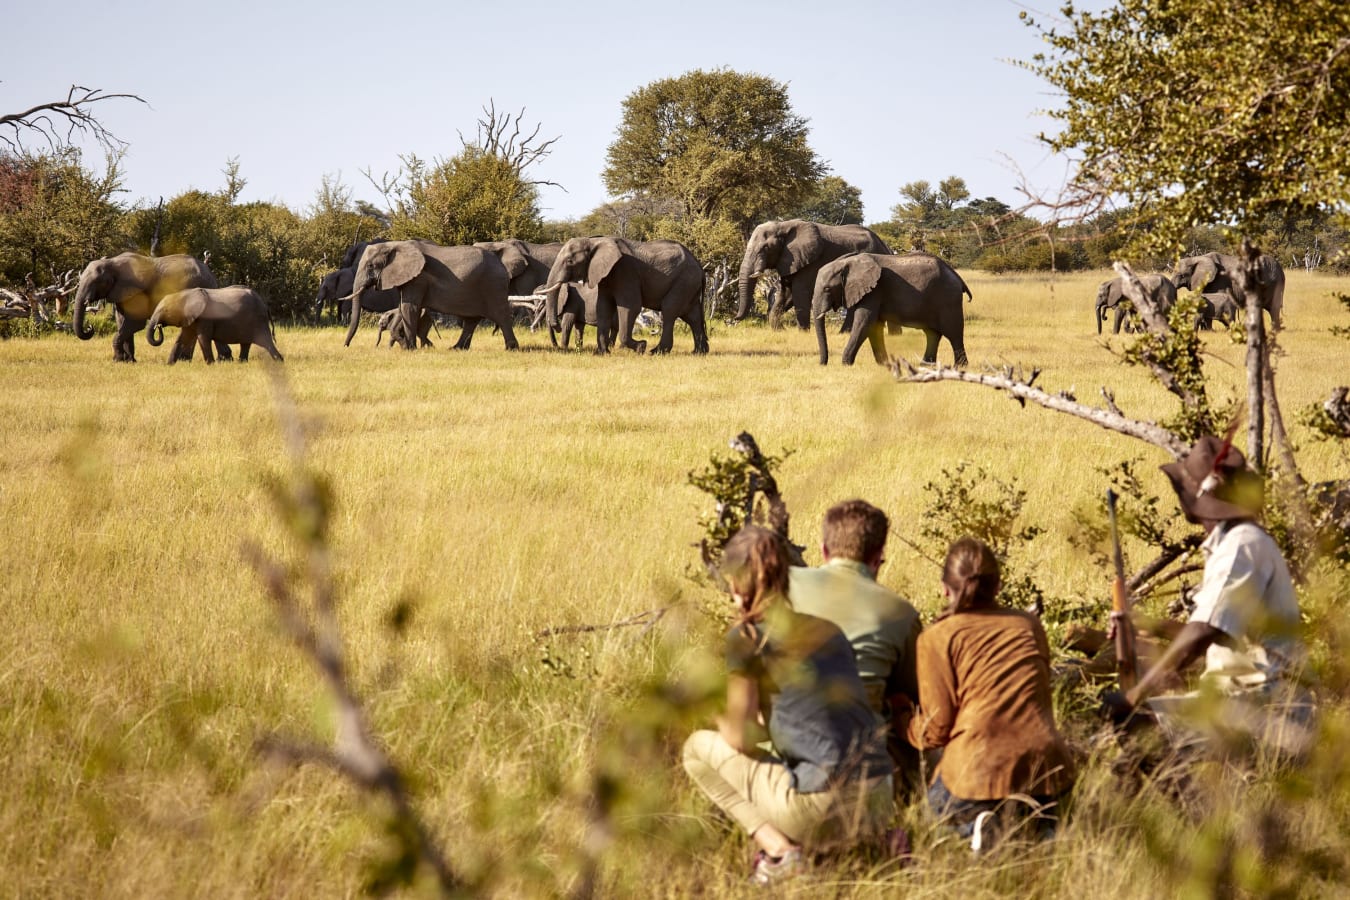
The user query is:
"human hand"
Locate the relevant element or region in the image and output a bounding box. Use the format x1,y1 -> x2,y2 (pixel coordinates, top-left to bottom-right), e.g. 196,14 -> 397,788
1099,689 -> 1135,725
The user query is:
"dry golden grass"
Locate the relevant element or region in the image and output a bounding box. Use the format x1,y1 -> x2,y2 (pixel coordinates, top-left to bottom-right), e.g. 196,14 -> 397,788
0,269 -> 1346,897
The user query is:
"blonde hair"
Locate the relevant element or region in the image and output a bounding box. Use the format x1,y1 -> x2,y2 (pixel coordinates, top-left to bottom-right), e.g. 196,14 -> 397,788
720,525 -> 791,630
938,537 -> 1001,619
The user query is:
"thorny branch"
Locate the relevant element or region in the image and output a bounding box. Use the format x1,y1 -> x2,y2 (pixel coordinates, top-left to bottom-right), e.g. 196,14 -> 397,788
1,85 -> 146,154
246,367 -> 458,894
890,359 -> 1189,457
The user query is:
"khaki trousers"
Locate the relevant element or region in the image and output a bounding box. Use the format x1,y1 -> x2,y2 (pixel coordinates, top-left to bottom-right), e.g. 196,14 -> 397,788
682,729 -> 894,846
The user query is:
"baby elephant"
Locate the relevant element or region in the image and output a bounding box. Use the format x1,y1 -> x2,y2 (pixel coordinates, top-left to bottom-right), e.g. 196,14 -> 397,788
146,286 -> 284,364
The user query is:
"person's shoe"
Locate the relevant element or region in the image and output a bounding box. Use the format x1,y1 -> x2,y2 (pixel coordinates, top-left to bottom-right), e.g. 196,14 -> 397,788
750,847 -> 804,885
970,810 -> 996,853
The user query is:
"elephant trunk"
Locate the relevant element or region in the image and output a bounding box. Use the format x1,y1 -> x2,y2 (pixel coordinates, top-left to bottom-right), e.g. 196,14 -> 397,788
813,294 -> 830,366
146,309 -> 165,347
72,280 -> 96,341
1096,301 -> 1104,334
544,284 -> 561,331
344,271 -> 376,347
734,258 -> 757,321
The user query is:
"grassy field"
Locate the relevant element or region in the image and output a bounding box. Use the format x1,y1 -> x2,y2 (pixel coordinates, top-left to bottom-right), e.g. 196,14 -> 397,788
2,269 -> 1348,897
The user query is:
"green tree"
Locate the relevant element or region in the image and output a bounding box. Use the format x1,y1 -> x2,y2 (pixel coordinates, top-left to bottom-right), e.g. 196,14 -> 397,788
385,148 -> 543,245
603,69 -> 826,234
1022,0 -> 1350,257
0,148 -> 127,284
790,176 -> 864,225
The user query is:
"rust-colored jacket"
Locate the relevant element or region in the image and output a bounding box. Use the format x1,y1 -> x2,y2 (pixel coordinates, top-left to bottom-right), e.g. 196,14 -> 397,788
906,607 -> 1075,800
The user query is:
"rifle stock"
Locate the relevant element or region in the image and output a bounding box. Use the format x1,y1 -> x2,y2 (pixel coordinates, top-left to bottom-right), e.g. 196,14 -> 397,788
1106,490 -> 1139,692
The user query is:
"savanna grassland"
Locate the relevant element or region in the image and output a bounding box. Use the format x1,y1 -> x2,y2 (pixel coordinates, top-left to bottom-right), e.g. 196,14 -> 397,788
2,270 -> 1348,898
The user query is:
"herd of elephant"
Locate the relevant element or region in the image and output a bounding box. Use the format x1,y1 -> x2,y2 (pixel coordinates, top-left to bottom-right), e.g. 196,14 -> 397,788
1094,252 -> 1286,334
61,218 -> 1285,368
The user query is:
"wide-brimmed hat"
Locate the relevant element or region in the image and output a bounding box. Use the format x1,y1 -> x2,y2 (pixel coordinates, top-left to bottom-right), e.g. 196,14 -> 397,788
1161,435 -> 1265,523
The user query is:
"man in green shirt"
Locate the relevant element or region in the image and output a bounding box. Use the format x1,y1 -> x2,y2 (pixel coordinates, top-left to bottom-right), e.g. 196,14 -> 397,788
789,499 -> 923,794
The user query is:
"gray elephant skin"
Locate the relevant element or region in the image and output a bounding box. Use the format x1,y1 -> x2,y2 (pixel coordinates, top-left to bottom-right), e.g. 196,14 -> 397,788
812,252 -> 971,366
145,286 -> 284,364
374,308 -> 437,348
543,237 -> 707,354
736,220 -> 892,329
344,241 -> 518,351
72,252 -> 231,362
314,266 -> 400,325
473,240 -> 562,298
1095,274 -> 1179,334
1172,251 -> 1285,329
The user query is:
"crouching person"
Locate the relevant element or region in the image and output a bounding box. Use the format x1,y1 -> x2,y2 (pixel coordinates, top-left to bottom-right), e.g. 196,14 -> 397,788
683,526 -> 895,885
1101,436 -> 1315,761
901,538 -> 1075,849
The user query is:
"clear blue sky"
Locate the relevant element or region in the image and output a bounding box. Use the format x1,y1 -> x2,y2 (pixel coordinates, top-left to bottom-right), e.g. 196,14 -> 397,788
5,0 -> 1091,223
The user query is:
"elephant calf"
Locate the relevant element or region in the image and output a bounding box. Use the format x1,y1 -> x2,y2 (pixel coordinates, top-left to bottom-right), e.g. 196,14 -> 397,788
1094,274 -> 1178,334
147,286 -> 284,364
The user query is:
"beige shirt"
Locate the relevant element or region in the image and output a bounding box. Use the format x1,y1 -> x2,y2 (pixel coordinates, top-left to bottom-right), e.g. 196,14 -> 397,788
907,607 -> 1075,800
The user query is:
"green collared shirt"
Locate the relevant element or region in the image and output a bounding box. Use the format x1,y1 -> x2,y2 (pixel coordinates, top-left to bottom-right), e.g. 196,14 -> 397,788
788,558 -> 922,715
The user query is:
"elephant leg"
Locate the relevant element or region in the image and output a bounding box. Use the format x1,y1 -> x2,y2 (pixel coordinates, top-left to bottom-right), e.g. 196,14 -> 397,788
686,302 -> 710,355
615,304 -> 646,354
239,343 -> 252,362
198,330 -> 216,365
112,309 -> 138,362
1113,306 -> 1127,334
947,332 -> 968,368
213,340 -> 234,361
840,306 -> 877,366
839,307 -> 853,335
767,283 -> 789,330
867,322 -> 888,365
168,330 -> 193,365
489,310 -> 519,351
560,312 -> 576,349
920,328 -> 941,365
454,316 -> 481,350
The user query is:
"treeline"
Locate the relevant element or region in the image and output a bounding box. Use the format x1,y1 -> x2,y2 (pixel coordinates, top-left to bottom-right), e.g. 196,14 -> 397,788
4,70 -> 1348,324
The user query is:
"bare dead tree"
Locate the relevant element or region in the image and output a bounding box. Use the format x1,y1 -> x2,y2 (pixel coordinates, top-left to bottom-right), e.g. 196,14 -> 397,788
1,85 -> 146,154
459,100 -> 563,188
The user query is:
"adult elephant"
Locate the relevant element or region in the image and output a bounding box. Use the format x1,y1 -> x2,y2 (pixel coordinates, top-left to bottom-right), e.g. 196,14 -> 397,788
541,237 -> 707,354
473,240 -> 562,297
1095,274 -> 1178,334
71,252 -> 230,362
344,240 -> 517,351
314,266 -> 400,324
812,252 -> 970,366
1172,251 -> 1285,329
735,220 -> 892,329
146,286 -> 284,364
340,238 -> 389,271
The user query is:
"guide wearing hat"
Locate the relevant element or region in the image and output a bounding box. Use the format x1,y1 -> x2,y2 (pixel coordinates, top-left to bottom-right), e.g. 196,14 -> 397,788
1104,435 -> 1312,756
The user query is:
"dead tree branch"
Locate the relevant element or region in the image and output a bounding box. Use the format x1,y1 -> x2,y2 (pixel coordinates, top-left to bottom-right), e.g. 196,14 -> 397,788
460,99 -> 563,189
890,359 -> 1189,457
1,85 -> 146,154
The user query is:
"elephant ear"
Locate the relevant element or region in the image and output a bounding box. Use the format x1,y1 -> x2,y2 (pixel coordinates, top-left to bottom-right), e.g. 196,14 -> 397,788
587,239 -> 624,286
181,289 -> 209,326
843,255 -> 883,308
783,222 -> 821,276
380,243 -> 425,291
497,243 -> 530,281
1190,256 -> 1218,291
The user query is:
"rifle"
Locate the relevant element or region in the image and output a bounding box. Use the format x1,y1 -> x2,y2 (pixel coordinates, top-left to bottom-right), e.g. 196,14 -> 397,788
1106,490 -> 1139,693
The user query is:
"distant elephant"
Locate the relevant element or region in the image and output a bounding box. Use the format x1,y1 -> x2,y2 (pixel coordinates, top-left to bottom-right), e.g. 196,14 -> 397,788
1203,291 -> 1241,328
71,252 -> 231,362
314,266 -> 400,325
344,240 -> 517,351
812,252 -> 970,366
146,286 -> 283,364
473,240 -> 562,298
1172,251 -> 1284,329
542,282 -> 615,350
542,237 -> 707,354
736,220 -> 892,329
1095,274 -> 1179,334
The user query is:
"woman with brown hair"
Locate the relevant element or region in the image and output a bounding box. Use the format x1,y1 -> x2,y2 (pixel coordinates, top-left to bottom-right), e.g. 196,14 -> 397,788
683,526 -> 895,884
902,537 -> 1075,846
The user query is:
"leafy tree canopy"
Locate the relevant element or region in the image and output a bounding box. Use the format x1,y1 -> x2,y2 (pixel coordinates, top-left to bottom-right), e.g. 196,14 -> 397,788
603,68 -> 826,233
385,148 -> 543,246
1023,0 -> 1350,257
790,176 -> 865,225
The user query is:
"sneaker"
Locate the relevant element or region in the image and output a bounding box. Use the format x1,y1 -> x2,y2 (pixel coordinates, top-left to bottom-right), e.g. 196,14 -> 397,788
970,810 -> 996,853
750,847 -> 804,885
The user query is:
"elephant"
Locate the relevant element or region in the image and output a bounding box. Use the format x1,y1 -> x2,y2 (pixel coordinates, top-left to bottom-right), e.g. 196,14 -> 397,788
473,240 -> 562,299
541,281 -> 616,350
541,236 -> 707,354
71,252 -> 232,362
314,266 -> 400,325
344,240 -> 517,351
145,286 -> 283,364
340,238 -> 389,271
811,252 -> 971,366
374,308 -> 438,348
736,220 -> 892,329
1203,290 -> 1241,328
1094,274 -> 1179,334
1172,251 -> 1285,329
